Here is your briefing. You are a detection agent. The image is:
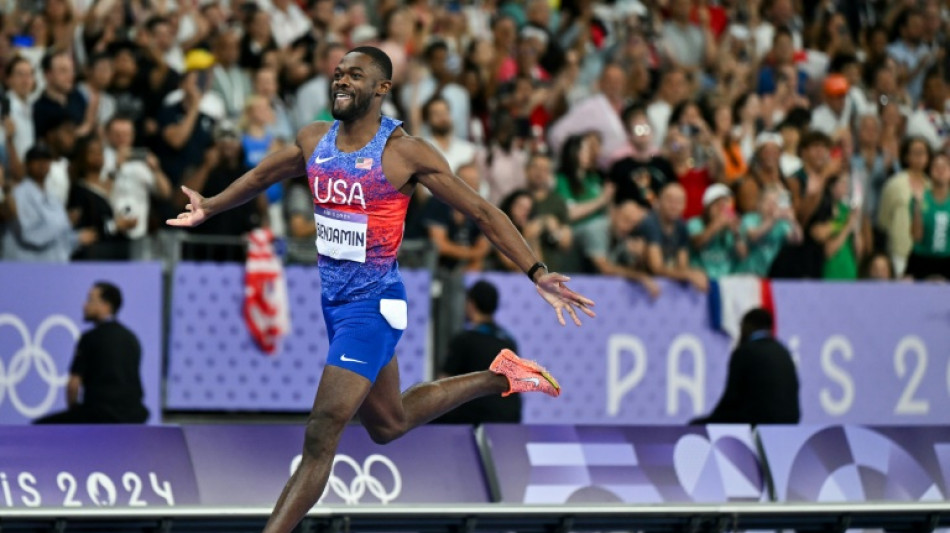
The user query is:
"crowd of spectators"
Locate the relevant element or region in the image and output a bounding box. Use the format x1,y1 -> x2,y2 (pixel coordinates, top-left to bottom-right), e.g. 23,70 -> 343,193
0,0 -> 948,291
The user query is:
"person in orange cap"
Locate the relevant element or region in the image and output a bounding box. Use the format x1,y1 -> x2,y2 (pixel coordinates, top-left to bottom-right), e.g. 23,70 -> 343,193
811,73 -> 853,137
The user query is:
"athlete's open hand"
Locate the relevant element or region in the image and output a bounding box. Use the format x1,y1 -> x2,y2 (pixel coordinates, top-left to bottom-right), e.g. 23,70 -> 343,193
166,186 -> 209,227
535,272 -> 596,327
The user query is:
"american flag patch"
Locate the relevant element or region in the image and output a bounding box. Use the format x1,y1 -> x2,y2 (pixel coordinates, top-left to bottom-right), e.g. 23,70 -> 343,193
355,157 -> 372,169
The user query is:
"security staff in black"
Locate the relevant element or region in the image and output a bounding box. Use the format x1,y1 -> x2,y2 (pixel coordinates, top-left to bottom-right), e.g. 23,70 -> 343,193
35,282 -> 149,424
436,280 -> 522,424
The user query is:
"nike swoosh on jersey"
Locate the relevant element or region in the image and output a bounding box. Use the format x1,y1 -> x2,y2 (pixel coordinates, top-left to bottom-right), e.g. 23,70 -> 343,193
316,155 -> 336,164
339,354 -> 367,364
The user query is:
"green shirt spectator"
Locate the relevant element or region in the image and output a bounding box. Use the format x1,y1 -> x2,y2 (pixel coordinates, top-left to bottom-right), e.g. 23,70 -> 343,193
687,216 -> 739,279
823,201 -> 858,280
737,213 -> 795,276
911,190 -> 950,257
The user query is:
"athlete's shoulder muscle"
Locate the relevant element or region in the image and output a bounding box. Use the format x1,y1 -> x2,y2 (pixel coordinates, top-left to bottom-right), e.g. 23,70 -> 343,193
296,121 -> 333,158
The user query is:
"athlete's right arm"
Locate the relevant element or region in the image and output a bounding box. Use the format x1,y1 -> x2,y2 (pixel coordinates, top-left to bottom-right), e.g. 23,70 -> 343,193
167,123 -> 327,227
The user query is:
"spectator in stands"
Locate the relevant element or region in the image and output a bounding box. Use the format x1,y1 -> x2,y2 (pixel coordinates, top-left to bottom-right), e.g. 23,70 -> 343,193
156,59 -> 217,186
710,101 -> 747,184
252,67 -> 293,142
609,103 -> 675,208
665,101 -> 719,219
777,109 -> 809,176
788,131 -> 841,227
103,115 -> 172,249
294,42 -> 346,127
420,95 -> 477,173
179,121 -> 263,261
688,184 -> 746,279
1,144 -> 93,262
240,6 -> 278,71
35,282 -> 149,424
735,133 -> 788,214
851,114 -> 898,229
267,0 -> 311,50
810,74 -> 853,139
33,50 -> 93,141
423,163 -> 491,272
479,112 -> 528,206
861,251 -> 897,280
145,16 -> 184,74
906,67 -> 949,152
555,133 -> 613,269
661,0 -> 716,75
210,30 -> 251,121
641,183 -> 708,291
524,152 -> 573,274
586,200 -> 660,298
757,26 -> 808,97
737,187 -> 801,277
691,308 -> 800,425
887,8 -> 938,103
908,152 -> 950,279
647,69 -> 691,151
401,41 -> 471,141
879,137 -> 932,276
3,57 -> 36,179
67,135 -> 134,260
437,280 -> 521,425
493,190 -> 541,272
810,174 -> 864,280
79,52 -> 115,128
39,114 -> 76,208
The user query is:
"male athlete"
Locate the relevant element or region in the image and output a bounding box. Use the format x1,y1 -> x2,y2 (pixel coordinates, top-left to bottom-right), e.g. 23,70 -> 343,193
168,46 -> 595,533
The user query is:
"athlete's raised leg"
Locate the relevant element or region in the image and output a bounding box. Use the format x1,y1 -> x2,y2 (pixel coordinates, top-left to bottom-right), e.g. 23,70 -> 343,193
358,350 -> 559,443
262,366 -> 372,533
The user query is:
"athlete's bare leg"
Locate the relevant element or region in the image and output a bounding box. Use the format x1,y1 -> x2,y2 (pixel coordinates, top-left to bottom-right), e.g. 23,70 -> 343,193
358,357 -> 509,444
262,366 -> 372,533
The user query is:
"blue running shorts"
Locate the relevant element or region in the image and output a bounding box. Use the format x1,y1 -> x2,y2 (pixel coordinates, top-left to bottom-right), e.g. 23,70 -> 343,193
321,282 -> 407,383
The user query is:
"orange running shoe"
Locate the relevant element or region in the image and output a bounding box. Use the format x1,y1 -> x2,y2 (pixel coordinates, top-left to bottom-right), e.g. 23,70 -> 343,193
489,349 -> 561,398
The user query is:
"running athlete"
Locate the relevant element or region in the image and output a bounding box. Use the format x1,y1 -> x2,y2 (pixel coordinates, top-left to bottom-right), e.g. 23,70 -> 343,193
168,47 -> 595,533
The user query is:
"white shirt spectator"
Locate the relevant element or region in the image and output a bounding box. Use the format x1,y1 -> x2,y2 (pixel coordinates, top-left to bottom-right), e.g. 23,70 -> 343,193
110,159 -> 158,240
5,91 -> 35,159
810,99 -> 854,136
268,2 -> 312,48
887,40 -> 933,102
780,153 -> 803,176
752,22 -> 803,61
662,22 -> 704,69
906,104 -> 950,151
294,75 -> 329,130
647,100 -> 672,150
45,157 -> 70,207
426,135 -> 477,174
400,76 -> 471,140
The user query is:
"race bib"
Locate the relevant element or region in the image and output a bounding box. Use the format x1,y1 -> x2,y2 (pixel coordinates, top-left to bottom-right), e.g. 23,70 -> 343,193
314,206 -> 368,262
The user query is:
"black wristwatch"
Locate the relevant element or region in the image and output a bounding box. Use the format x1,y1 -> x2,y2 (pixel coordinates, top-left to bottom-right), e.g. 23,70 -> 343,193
526,261 -> 548,283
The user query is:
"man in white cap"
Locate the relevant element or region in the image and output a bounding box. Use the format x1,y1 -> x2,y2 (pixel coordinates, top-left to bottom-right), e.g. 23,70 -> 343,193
687,183 -> 746,279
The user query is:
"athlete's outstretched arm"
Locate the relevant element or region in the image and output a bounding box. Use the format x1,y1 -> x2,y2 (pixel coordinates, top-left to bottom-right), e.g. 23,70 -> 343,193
166,143 -> 306,227
395,137 -> 595,325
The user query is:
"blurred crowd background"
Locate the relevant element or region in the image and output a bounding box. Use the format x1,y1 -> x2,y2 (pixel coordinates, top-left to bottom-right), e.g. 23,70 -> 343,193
1,0 -> 949,291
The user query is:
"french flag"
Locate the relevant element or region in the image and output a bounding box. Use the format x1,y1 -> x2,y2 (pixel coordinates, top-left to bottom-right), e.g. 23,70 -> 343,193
709,275 -> 775,341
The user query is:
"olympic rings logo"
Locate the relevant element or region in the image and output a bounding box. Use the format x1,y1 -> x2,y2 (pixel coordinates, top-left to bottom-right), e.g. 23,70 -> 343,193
291,453 -> 403,504
0,314 -> 75,418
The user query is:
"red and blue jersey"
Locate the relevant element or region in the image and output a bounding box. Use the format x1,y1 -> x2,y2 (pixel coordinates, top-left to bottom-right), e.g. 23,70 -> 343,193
307,116 -> 410,302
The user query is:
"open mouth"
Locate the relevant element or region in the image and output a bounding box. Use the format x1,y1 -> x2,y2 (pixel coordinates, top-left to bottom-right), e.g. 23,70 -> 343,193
334,92 -> 353,103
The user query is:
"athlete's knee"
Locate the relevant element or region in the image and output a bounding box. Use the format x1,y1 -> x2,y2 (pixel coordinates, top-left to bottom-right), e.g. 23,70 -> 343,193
303,409 -> 349,456
365,420 -> 407,445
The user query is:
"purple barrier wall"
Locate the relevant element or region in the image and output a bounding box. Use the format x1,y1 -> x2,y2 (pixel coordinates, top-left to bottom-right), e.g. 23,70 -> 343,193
166,264 -> 430,410
468,274 -> 950,425
758,425 -> 950,502
0,262 -> 163,424
0,426 -> 199,507
183,424 -> 490,505
480,424 -> 764,503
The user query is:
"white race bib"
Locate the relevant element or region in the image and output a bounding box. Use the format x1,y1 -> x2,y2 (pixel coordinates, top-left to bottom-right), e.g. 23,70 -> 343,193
314,206 -> 368,262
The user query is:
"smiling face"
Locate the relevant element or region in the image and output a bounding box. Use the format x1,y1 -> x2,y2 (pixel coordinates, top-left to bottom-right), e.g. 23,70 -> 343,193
331,52 -> 390,122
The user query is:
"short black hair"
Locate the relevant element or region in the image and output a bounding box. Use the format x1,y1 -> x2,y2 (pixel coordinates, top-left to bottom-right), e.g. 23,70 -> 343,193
741,308 -> 773,333
145,15 -> 171,33
799,130 -> 832,151
41,49 -> 70,73
900,136 -> 932,169
5,56 -> 31,78
828,53 -> 859,74
347,46 -> 393,80
94,281 -> 123,314
621,101 -> 648,127
424,40 -> 449,62
421,94 -> 448,123
467,280 -> 499,315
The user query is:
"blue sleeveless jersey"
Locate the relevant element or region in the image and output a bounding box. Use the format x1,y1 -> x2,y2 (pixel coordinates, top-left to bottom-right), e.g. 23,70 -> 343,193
307,116 -> 410,302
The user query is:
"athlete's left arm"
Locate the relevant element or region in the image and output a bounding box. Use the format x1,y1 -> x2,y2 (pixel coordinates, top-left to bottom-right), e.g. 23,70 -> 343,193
395,137 -> 596,325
